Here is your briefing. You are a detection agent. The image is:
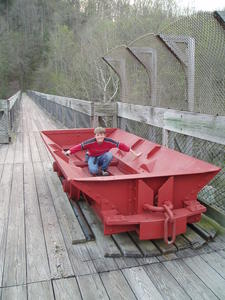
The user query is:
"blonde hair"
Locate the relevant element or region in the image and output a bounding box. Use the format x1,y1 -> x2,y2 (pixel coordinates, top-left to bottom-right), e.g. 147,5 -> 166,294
94,127 -> 106,134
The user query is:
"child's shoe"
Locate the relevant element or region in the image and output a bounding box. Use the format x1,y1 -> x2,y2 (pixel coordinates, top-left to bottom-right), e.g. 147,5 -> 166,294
101,170 -> 109,176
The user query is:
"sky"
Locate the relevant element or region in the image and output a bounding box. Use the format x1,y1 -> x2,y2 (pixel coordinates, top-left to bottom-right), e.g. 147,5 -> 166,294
177,0 -> 225,12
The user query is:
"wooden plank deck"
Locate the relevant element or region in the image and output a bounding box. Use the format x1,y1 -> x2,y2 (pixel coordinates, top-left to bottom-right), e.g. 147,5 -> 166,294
0,93 -> 225,299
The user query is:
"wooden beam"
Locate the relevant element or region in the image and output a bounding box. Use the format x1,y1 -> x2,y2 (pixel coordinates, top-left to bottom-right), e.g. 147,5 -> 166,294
117,102 -> 225,145
8,91 -> 21,110
164,110 -> 225,145
28,91 -> 93,116
94,102 -> 117,116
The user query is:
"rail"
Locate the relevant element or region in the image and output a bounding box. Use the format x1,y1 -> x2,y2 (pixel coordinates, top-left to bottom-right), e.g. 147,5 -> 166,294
0,91 -> 22,143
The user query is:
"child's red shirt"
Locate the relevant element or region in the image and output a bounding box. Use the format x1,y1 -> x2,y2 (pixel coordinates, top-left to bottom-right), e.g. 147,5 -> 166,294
69,137 -> 130,157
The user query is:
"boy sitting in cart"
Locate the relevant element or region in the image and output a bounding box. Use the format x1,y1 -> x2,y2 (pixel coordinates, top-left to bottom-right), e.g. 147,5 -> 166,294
65,127 -> 141,176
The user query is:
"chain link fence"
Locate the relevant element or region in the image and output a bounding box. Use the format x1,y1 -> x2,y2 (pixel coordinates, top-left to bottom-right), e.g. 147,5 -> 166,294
104,12 -> 225,115
27,91 -> 93,129
118,117 -> 163,145
0,91 -> 21,143
168,131 -> 225,213
161,11 -> 225,115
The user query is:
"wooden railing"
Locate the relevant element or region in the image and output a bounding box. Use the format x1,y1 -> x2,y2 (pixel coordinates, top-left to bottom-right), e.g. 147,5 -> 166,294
28,90 -> 225,146
0,91 -> 22,143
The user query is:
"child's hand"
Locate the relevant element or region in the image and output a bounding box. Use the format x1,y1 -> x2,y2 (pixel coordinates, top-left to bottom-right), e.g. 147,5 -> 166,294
63,150 -> 71,156
130,149 -> 142,158
135,152 -> 142,158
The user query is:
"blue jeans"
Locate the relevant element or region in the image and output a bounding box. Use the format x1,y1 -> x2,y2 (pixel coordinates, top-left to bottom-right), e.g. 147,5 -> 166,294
88,152 -> 113,175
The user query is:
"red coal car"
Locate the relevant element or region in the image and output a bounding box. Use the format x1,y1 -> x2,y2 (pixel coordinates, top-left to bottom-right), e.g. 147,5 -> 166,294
41,128 -> 220,244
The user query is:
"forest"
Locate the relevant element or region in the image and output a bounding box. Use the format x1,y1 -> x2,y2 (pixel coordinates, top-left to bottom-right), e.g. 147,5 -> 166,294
0,0 -> 191,100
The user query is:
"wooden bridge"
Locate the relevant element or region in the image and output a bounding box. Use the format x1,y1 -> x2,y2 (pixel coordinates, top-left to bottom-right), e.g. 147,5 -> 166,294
0,94 -> 225,299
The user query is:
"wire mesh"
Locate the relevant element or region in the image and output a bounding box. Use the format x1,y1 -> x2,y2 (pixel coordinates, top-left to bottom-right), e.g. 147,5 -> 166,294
168,131 -> 225,212
128,34 -> 188,110
0,105 -> 9,142
104,12 -> 225,115
104,46 -> 150,105
29,91 -> 92,129
118,117 -> 163,146
160,12 -> 225,115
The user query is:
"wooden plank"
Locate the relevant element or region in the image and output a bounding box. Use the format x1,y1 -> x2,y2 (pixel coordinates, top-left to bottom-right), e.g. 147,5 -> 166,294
29,133 -> 41,162
0,164 -> 13,287
8,91 -> 21,110
4,140 -> 15,164
92,257 -> 118,273
28,281 -> 54,300
80,201 -> 121,258
153,239 -> 177,254
70,200 -> 95,243
164,259 -> 218,300
117,102 -> 165,128
129,231 -> 161,257
0,164 -> 4,181
0,144 -> 8,164
29,91 -> 93,116
33,161 -> 74,279
189,224 -> 212,241
66,243 -> 96,276
145,263 -> 190,300
117,102 -> 225,145
3,164 -> 26,287
202,203 -> 225,228
137,257 -> 159,266
184,256 -> 225,299
164,110 -> 225,146
15,105 -> 23,133
196,216 -> 218,239
77,274 -> 109,300
34,132 -> 51,162
22,101 -> 29,134
24,162 -> 51,283
218,249 -> 225,259
115,257 -> 139,269
14,132 -> 23,163
100,270 -> 136,300
23,133 -> 32,162
201,251 -> 225,279
94,103 -> 117,116
157,253 -> 178,262
175,248 -> 196,259
1,285 -> 27,300
218,234 -> 225,243
122,266 -> 163,299
192,244 -> 213,255
53,278 -> 82,300
174,235 -> 191,250
42,161 -> 86,244
183,227 -> 206,249
34,131 -> 54,164
112,233 -> 142,257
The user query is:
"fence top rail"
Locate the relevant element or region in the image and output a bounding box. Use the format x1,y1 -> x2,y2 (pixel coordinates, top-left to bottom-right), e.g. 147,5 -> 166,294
117,102 -> 225,146
28,90 -> 225,146
0,99 -> 8,110
8,91 -> 21,110
29,90 -> 93,116
0,91 -> 21,111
